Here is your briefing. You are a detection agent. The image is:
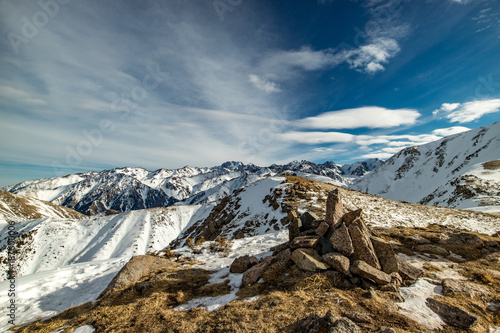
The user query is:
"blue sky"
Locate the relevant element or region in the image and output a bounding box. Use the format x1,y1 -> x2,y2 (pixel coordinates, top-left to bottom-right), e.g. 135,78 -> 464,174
1,0 -> 500,187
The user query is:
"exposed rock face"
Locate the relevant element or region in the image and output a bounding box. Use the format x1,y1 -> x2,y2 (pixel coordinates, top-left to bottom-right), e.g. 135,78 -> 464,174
291,248 -> 330,271
241,256 -> 274,287
230,255 -> 258,273
442,279 -> 491,299
325,189 -> 343,228
322,253 -> 350,276
370,236 -> 398,274
425,298 -> 477,329
347,218 -> 381,270
99,255 -> 179,298
350,260 -> 391,285
329,223 -> 354,256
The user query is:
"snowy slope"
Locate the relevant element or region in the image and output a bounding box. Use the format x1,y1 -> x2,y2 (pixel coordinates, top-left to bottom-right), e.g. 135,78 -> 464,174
0,204 -> 213,279
3,160 -> 381,215
0,190 -> 83,228
352,122 -> 500,211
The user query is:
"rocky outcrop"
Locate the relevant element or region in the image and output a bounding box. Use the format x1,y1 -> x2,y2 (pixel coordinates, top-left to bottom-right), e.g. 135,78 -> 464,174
426,298 -> 477,329
230,255 -> 258,273
99,255 -> 179,298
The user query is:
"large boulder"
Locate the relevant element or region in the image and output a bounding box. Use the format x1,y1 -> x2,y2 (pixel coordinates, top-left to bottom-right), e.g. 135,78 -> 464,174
425,298 -> 477,329
291,248 -> 330,272
288,210 -> 301,241
395,255 -> 423,284
230,255 -> 259,273
241,256 -> 274,287
350,260 -> 391,285
329,223 -> 354,257
370,236 -> 399,274
325,189 -> 343,228
346,215 -> 381,270
442,279 -> 491,299
322,253 -> 350,276
99,255 -> 179,298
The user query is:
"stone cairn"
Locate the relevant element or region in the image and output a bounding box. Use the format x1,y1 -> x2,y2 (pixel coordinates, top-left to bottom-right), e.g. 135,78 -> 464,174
230,189 -> 423,291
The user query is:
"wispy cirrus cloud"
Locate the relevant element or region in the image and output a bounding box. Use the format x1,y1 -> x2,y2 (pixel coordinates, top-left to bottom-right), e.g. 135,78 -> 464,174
433,99 -> 500,123
296,107 -> 420,129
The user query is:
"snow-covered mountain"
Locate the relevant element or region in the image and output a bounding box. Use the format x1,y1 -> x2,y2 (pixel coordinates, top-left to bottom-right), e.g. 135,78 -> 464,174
352,121 -> 500,211
3,160 -> 380,215
0,190 -> 83,226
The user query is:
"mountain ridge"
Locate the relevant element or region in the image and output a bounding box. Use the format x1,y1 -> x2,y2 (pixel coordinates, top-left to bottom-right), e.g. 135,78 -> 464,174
3,159 -> 382,215
352,121 -> 500,211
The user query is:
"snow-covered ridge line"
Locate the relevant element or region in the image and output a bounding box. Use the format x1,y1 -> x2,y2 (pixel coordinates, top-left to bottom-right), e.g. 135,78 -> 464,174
352,121 -> 500,212
3,159 -> 381,215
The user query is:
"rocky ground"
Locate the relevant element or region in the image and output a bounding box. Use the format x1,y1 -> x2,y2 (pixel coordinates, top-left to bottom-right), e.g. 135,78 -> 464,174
14,184 -> 500,333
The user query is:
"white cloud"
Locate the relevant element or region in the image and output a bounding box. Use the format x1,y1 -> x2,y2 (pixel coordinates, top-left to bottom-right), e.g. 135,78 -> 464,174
277,131 -> 354,144
248,74 -> 281,93
433,99 -> 500,123
361,152 -> 395,159
431,126 -> 470,136
345,38 -> 401,74
297,107 -> 420,129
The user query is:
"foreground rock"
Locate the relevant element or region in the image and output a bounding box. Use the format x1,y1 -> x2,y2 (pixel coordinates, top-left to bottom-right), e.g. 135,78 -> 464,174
99,255 -> 179,298
241,256 -> 274,286
350,260 -> 391,285
426,298 -> 477,329
297,311 -> 361,333
230,255 -> 258,273
291,248 -> 330,271
442,279 -> 491,299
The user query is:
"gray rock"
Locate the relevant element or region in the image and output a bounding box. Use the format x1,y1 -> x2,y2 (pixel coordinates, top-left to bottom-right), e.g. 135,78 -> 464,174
415,244 -> 450,256
329,222 -> 354,257
271,241 -> 290,255
395,255 -> 423,283
342,209 -> 363,226
348,217 -> 381,270
325,189 -> 343,228
344,311 -> 372,324
370,236 -> 399,274
426,297 -> 477,329
409,233 -> 431,244
442,279 -> 491,299
331,317 -> 361,333
230,255 -> 259,273
300,211 -> 321,231
241,256 -> 274,286
323,253 -> 350,276
316,221 -> 330,237
291,235 -> 320,249
288,210 -> 301,241
350,260 -> 391,285
297,310 -> 338,333
99,255 -> 179,298
291,248 -> 330,272
274,248 -> 292,263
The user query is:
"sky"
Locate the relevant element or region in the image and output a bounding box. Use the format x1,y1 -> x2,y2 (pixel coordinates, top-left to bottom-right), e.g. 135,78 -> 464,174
1,0 -> 500,187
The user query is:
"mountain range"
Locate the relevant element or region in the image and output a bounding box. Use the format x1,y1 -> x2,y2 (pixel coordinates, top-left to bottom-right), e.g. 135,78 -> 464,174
2,159 -> 382,215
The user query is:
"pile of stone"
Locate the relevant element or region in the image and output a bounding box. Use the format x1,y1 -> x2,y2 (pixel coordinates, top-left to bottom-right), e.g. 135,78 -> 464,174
231,189 -> 423,291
